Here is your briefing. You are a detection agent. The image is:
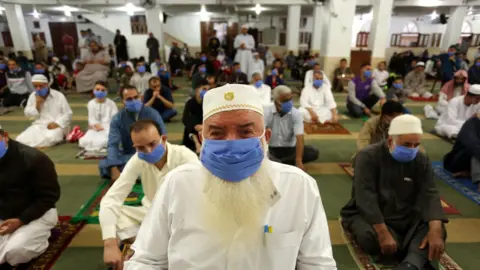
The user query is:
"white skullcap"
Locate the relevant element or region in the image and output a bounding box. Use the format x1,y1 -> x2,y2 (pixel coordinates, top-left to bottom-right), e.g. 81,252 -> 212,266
416,61 -> 425,67
252,52 -> 259,56
31,74 -> 48,84
388,115 -> 423,136
241,24 -> 248,29
52,56 -> 59,62
469,84 -> 480,95
203,84 -> 264,121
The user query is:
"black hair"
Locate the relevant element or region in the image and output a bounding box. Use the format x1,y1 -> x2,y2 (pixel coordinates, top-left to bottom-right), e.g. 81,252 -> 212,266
129,119 -> 163,135
233,62 -> 240,66
467,91 -> 480,97
148,76 -> 161,84
360,63 -> 371,69
0,129 -> 4,136
119,85 -> 138,99
449,45 -> 457,50
340,58 -> 347,62
381,100 -> 404,116
94,80 -> 106,87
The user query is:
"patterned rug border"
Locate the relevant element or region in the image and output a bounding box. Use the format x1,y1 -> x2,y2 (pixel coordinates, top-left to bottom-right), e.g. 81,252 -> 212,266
71,180 -> 110,224
304,122 -> 351,135
432,162 -> 480,205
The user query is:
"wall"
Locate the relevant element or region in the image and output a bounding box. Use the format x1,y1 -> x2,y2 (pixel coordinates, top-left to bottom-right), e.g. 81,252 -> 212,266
163,14 -> 202,47
76,23 -> 116,47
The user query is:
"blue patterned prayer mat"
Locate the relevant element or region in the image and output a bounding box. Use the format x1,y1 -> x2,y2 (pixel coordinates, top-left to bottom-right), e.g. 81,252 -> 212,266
432,161 -> 480,205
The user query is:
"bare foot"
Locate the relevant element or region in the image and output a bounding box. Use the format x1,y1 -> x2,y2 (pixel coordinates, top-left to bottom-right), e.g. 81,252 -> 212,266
453,171 -> 470,178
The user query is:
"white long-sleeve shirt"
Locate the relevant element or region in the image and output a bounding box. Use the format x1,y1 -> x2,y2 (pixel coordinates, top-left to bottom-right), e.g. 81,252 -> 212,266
99,143 -> 198,240
234,34 -> 255,50
434,95 -> 480,137
251,83 -> 272,106
124,161 -> 337,270
300,83 -> 337,111
249,58 -> 265,78
130,72 -> 153,95
304,70 -> 332,88
372,69 -> 389,87
24,89 -> 72,129
87,98 -> 118,127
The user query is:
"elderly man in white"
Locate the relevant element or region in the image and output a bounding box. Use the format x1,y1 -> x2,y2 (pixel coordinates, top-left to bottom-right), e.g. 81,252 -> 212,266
16,74 -> 72,148
299,70 -> 339,124
251,72 -> 271,106
304,62 -> 331,88
124,84 -> 336,270
249,52 -> 265,79
234,25 -> 255,75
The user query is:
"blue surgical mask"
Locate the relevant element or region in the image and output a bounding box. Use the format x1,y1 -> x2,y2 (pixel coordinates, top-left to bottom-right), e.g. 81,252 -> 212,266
254,80 -> 263,88
448,51 -> 454,57
313,79 -> 323,88
125,99 -> 143,113
0,63 -> 6,70
34,68 -> 45,74
94,90 -> 107,99
391,144 -> 419,163
0,140 -> 7,159
137,66 -> 146,73
200,135 -> 265,182
35,87 -> 49,97
201,56 -> 207,62
159,67 -> 166,72
271,69 -> 278,76
393,83 -> 403,89
476,62 -> 480,68
281,100 -> 293,114
309,60 -> 316,66
363,70 -> 372,78
235,68 -> 242,74
199,67 -> 206,73
121,63 -> 127,68
138,143 -> 165,164
199,89 -> 208,100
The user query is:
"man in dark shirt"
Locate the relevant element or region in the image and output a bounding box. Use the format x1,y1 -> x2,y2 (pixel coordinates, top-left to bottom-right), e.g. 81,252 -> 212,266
218,62 -> 248,85
341,115 -> 446,270
0,127 -> 60,266
182,80 -> 209,153
207,30 -> 221,56
143,77 -> 177,122
191,63 -> 208,93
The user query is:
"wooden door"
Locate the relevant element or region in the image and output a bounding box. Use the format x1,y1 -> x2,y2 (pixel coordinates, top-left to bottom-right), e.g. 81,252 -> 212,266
350,50 -> 372,76
226,22 -> 238,59
2,32 -> 13,47
48,22 -> 78,58
248,28 -> 259,48
200,21 -> 214,53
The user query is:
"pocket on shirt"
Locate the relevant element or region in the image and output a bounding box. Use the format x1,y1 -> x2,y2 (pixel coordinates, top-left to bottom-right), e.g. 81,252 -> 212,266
265,230 -> 302,270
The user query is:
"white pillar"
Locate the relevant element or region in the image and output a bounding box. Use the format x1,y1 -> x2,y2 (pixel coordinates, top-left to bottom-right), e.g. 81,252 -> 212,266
4,4 -> 32,58
368,0 -> 394,67
441,6 -> 467,51
145,6 -> 165,60
286,5 -> 301,54
320,0 -> 356,78
310,4 -> 324,55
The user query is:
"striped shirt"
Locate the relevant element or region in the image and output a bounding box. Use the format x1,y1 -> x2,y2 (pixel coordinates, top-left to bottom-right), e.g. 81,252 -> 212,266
264,104 -> 304,147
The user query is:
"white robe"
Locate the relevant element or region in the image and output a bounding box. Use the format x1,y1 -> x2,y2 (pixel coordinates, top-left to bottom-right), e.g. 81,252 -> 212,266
130,72 -> 153,95
99,143 -> 198,240
434,95 -> 480,138
299,84 -> 337,124
0,208 -> 57,266
303,70 -> 332,88
234,34 -> 255,75
249,58 -> 265,79
124,161 -> 336,270
78,98 -> 118,151
251,83 -> 272,106
16,89 -> 72,148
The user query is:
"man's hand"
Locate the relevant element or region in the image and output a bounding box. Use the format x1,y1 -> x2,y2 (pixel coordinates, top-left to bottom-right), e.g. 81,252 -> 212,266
153,91 -> 160,98
240,43 -> 246,49
311,114 -> 319,123
378,230 -> 398,255
47,122 -> 60,130
331,114 -> 339,123
363,107 -> 372,116
194,124 -> 203,132
94,124 -> 104,131
296,160 -> 305,171
379,98 -> 386,106
0,218 -> 23,236
111,167 -> 121,182
36,95 -> 45,105
420,230 -> 445,260
104,238 -> 124,270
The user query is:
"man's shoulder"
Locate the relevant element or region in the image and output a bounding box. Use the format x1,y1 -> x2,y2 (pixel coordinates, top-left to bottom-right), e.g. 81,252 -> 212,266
357,142 -> 383,160
13,140 -> 52,166
269,162 -> 319,193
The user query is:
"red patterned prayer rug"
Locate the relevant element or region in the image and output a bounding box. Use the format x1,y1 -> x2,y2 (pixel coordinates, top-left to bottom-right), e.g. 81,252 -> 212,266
13,216 -> 85,270
408,95 -> 439,102
304,122 -> 351,135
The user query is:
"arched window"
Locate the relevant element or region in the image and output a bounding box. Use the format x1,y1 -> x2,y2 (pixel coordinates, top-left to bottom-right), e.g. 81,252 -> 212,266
402,21 -> 419,33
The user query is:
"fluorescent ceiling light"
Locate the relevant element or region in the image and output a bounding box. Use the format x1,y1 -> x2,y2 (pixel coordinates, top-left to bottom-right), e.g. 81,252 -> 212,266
199,4 -> 210,22
254,3 -> 262,15
116,2 -> 144,14
32,7 -> 40,18
430,10 -> 439,20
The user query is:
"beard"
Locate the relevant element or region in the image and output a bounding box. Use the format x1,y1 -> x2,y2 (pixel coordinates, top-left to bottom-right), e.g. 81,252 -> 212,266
200,138 -> 275,247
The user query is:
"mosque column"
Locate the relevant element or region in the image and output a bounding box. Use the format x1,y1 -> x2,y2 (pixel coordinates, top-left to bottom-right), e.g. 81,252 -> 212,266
4,4 -> 33,59
145,6 -> 165,60
320,0 -> 356,79
441,6 -> 467,51
310,4 -> 324,56
286,5 -> 301,55
368,0 -> 394,68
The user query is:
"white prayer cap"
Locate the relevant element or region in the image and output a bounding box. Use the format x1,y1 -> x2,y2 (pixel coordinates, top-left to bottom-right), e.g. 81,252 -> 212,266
388,115 -> 423,136
203,84 -> 264,121
252,52 -> 259,56
52,56 -> 59,62
416,61 -> 425,67
31,74 -> 48,84
469,84 -> 480,95
241,24 -> 248,29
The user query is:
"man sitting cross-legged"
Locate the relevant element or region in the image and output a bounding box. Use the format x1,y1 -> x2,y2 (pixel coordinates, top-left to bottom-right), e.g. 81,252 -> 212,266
341,115 -> 447,270
16,74 -> 72,148
99,85 -> 167,180
143,77 -> 177,122
0,127 -> 60,266
100,119 -> 198,269
265,85 -> 319,171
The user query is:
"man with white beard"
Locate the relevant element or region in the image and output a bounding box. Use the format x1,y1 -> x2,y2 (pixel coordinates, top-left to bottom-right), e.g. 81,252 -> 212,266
124,84 -> 336,270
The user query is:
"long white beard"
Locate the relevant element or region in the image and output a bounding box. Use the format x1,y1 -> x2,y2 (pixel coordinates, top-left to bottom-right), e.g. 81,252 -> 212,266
200,138 -> 275,247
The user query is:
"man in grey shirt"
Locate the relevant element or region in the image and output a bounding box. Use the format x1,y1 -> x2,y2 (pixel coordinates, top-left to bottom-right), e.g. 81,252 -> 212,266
264,85 -> 319,171
341,115 -> 447,270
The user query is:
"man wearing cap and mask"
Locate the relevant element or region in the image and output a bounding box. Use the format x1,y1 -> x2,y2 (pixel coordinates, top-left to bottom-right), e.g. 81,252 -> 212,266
265,85 -> 319,171
99,85 -> 167,180
299,70 -> 339,124
0,126 -> 60,266
304,63 -> 332,89
234,25 -> 255,76
251,72 -> 271,106
101,119 -> 198,269
130,61 -> 152,95
16,74 -> 72,148
341,115 -> 447,270
405,61 -> 432,99
124,84 -> 336,270
434,84 -> 480,139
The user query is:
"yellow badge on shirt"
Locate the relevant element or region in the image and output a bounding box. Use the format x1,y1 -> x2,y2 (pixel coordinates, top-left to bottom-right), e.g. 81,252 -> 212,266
224,92 -> 234,101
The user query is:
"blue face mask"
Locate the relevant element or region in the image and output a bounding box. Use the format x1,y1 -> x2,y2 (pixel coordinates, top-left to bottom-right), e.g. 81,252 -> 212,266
125,99 -> 143,113
121,63 -> 127,68
271,69 -> 278,76
137,66 -> 146,73
393,83 -> 403,89
138,143 -> 165,164
391,144 -> 419,163
159,67 -> 166,72
476,62 -> 480,68
235,68 -> 242,74
199,89 -> 208,100
0,63 -> 5,70
363,70 -> 372,78
200,56 -> 207,62
200,135 -> 265,182
254,80 -> 263,88
281,100 -> 293,114
0,140 -> 7,159
199,67 -> 206,73
94,90 -> 107,99
35,87 -> 49,97
309,60 -> 316,66
448,51 -> 455,57
34,68 -> 45,74
313,79 -> 323,88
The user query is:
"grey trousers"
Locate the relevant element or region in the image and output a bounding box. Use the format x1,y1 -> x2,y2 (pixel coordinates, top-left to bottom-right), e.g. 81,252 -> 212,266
471,156 -> 480,184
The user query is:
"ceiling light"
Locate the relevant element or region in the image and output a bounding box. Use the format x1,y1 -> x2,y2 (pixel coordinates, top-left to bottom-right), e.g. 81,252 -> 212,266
33,8 -> 40,19
254,3 -> 262,15
199,4 -> 210,22
126,2 -> 135,9
64,10 -> 71,17
430,10 -> 439,20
